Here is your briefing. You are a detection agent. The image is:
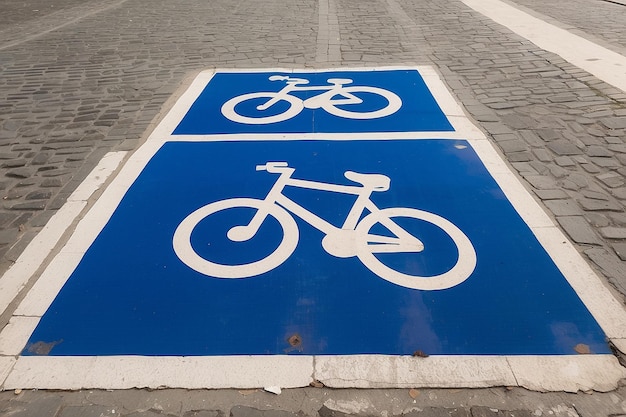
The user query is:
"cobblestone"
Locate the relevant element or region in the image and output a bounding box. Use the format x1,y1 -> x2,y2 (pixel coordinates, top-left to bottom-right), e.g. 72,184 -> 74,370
0,0 -> 626,414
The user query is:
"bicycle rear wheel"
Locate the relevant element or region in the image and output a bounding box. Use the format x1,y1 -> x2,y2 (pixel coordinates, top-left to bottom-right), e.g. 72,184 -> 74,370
173,198 -> 299,278
221,93 -> 304,124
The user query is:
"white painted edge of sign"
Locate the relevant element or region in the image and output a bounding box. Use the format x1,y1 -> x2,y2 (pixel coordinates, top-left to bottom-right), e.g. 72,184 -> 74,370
1,354 -> 624,393
2,66 -> 626,392
460,0 -> 626,93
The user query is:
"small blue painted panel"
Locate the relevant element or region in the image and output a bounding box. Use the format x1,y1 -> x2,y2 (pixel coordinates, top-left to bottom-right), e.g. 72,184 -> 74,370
25,140 -> 609,356
173,70 -> 454,134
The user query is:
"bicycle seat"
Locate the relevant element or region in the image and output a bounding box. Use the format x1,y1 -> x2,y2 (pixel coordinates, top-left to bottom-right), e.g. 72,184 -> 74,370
344,171 -> 390,191
327,78 -> 353,85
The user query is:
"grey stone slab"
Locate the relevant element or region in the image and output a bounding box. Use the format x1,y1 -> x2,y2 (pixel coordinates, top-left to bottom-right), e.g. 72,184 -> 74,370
601,117 -> 626,130
557,216 -> 601,245
585,213 -> 611,227
125,411 -> 178,417
403,407 -> 471,416
58,405 -> 121,417
586,145 -> 614,157
544,199 -> 583,216
470,407 -> 533,417
581,189 -> 610,201
578,198 -> 623,212
599,227 -> 626,239
523,175 -> 558,189
554,156 -> 576,167
597,172 -> 625,188
535,129 -> 561,141
533,189 -> 569,200
612,187 -> 626,200
230,406 -> 300,417
183,411 -> 224,417
591,157 -> 620,168
613,243 -> 626,261
547,140 -> 582,156
609,212 -> 626,225
532,148 -> 552,162
3,396 -> 63,417
585,248 -> 626,293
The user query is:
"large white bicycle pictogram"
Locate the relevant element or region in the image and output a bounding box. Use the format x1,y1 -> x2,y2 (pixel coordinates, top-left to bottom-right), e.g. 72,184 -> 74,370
220,75 -> 402,124
173,162 -> 477,291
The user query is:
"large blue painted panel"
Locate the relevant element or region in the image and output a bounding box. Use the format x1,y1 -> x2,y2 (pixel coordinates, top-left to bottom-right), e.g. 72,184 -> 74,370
173,70 -> 454,134
25,140 -> 609,356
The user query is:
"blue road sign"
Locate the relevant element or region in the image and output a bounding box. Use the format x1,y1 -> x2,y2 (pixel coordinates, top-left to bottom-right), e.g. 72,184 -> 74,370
24,139 -> 610,356
173,69 -> 454,134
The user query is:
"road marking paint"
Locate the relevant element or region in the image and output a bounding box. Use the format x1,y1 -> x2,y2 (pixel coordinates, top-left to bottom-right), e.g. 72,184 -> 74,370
4,356 -> 314,390
461,0 -> 626,93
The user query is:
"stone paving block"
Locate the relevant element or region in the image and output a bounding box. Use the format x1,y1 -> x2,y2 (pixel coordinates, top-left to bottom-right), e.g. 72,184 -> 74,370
591,157 -> 620,168
585,213 -> 611,227
2,396 -> 63,417
601,117 -> 626,130
613,243 -> 626,261
609,212 -> 626,225
544,199 -> 583,216
523,175 -> 558,189
507,152 -> 533,162
585,248 -> 626,293
586,145 -> 614,157
557,216 -> 601,245
402,408 -> 471,417
470,407 -> 532,417
533,189 -> 569,200
547,140 -> 582,156
599,227 -> 626,239
578,198 -> 623,212
535,129 -> 561,142
231,405 -> 301,417
58,405 -> 121,417
183,411 -> 224,417
555,156 -> 576,167
597,173 -> 625,188
532,148 -> 552,162
125,411 -> 179,417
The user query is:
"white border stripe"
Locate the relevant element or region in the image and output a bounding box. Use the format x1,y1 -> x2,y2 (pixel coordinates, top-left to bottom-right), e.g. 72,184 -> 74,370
461,0 -> 626,93
4,356 -> 313,390
1,67 -> 626,392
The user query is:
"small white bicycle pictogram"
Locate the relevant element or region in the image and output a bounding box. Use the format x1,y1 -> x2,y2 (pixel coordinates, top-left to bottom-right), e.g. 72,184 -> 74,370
173,162 -> 477,291
220,75 -> 402,124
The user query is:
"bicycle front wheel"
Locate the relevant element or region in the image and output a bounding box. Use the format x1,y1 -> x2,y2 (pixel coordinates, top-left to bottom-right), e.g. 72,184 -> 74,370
220,92 -> 304,124
355,208 -> 476,290
173,198 -> 299,278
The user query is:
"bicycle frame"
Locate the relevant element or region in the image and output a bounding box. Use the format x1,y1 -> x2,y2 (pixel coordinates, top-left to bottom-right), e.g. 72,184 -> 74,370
241,162 -> 391,243
257,77 -> 362,112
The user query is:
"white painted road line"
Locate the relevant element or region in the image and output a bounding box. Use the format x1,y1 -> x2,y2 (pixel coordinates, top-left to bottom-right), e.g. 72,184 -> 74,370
461,0 -> 626,93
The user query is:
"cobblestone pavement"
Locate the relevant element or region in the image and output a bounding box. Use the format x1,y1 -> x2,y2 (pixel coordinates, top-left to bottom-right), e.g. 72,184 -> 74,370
1,0 -> 626,414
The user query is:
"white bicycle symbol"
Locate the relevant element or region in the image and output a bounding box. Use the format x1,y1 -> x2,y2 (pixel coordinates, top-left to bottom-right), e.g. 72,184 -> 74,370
173,162 -> 477,291
220,75 -> 402,124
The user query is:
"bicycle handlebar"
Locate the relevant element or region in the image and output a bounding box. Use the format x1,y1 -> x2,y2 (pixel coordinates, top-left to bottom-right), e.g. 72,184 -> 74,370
256,161 -> 289,172
268,75 -> 309,85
